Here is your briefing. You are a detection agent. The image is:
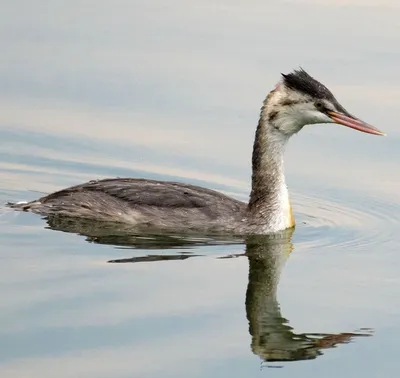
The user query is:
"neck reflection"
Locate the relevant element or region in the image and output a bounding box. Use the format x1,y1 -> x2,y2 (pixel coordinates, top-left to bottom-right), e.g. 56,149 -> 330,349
244,231 -> 371,363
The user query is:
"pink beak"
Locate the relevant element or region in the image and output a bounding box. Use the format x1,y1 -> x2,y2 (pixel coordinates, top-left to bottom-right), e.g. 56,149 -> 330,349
327,111 -> 385,136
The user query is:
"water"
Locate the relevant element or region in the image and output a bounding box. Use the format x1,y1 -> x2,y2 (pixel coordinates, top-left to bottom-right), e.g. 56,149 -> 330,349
1,1 -> 400,377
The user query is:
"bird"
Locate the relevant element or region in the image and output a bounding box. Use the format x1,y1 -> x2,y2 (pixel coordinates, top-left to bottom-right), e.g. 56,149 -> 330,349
8,69 -> 385,235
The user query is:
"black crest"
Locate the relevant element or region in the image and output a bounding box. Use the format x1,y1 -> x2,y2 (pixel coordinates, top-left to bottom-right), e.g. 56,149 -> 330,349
282,68 -> 336,101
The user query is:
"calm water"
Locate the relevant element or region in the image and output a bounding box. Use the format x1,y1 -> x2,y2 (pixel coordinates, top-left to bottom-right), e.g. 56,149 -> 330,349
1,1 -> 400,377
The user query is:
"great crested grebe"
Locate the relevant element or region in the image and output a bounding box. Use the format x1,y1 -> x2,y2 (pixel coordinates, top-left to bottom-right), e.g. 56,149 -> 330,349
9,69 -> 385,234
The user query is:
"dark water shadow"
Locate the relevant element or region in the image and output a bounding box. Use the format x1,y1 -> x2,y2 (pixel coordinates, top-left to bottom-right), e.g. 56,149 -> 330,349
45,215 -> 244,251
44,215 -> 373,365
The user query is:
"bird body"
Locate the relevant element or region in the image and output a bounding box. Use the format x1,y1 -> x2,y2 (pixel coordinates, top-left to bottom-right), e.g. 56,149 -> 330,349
9,69 -> 384,235
20,178 -> 248,233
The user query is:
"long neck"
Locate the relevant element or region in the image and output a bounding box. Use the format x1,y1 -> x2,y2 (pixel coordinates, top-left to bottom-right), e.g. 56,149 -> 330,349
247,104 -> 294,231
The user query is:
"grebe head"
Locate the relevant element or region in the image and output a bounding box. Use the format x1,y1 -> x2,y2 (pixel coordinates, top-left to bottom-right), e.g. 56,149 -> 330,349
264,68 -> 385,137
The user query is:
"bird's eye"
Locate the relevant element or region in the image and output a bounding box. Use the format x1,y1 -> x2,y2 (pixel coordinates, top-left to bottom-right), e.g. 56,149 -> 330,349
315,101 -> 325,111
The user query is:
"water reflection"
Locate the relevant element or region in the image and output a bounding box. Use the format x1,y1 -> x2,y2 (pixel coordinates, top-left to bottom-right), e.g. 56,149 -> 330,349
43,216 -> 372,365
45,215 -> 244,250
244,231 -> 372,364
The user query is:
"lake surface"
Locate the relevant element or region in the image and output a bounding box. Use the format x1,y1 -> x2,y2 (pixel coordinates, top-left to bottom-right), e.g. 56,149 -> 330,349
1,1 -> 400,377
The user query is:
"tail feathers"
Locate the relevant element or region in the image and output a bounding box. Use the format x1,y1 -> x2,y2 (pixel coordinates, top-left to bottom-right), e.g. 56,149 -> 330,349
6,200 -> 36,211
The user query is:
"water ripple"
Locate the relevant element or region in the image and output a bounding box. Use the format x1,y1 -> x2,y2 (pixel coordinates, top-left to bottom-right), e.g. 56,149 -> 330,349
293,189 -> 400,251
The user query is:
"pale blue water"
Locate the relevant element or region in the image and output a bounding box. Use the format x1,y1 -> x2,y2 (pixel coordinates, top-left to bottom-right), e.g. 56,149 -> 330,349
1,1 -> 400,377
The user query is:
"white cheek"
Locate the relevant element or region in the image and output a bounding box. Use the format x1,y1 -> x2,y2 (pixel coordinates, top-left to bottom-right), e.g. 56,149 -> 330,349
276,108 -> 334,136
308,110 -> 333,125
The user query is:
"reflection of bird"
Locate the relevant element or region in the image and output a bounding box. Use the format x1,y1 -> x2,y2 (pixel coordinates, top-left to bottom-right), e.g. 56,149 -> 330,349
244,230 -> 372,363
9,69 -> 385,234
33,215 -> 374,362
